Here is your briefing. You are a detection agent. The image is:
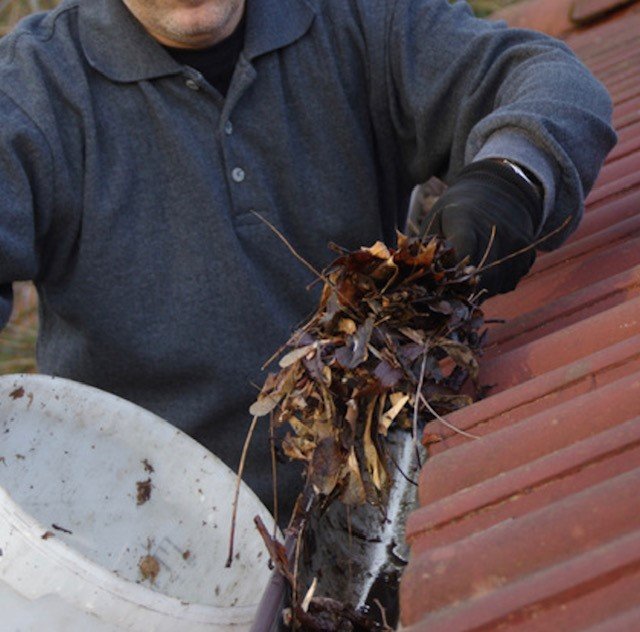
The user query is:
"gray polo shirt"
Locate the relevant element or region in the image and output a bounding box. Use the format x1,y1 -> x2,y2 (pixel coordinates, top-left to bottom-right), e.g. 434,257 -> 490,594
0,0 -> 615,518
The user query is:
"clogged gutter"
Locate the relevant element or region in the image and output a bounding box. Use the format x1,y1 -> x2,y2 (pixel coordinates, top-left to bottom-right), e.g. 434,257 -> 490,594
248,233 -> 486,630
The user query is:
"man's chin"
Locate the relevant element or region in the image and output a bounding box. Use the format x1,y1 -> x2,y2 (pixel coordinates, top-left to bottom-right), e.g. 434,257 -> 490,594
150,20 -> 224,47
158,5 -> 242,47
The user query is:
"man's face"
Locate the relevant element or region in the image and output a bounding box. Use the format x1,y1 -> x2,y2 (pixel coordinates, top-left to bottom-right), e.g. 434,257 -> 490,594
122,0 -> 245,49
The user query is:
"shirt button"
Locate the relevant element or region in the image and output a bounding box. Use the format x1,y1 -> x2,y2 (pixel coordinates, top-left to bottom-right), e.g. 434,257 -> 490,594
231,167 -> 245,183
185,78 -> 199,91
224,120 -> 234,135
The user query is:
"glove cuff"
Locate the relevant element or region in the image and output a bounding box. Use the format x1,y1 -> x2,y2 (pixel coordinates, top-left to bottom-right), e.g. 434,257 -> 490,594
455,159 -> 544,234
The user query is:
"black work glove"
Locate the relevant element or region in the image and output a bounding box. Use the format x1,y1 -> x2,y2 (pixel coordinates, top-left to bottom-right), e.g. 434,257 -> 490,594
421,159 -> 544,298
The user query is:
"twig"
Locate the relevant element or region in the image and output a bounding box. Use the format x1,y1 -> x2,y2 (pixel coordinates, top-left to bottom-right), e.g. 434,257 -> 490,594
477,225 -> 497,270
250,209 -> 365,324
261,326 -> 309,371
269,414 -> 279,536
419,211 -> 439,242
292,520 -> 305,624
474,216 -> 572,275
469,288 -> 488,304
386,447 -> 418,486
373,598 -> 392,631
419,394 -> 480,440
254,515 -> 294,583
226,414 -> 260,567
347,504 -> 353,587
301,577 -> 318,612
412,353 -> 428,468
250,210 -> 326,283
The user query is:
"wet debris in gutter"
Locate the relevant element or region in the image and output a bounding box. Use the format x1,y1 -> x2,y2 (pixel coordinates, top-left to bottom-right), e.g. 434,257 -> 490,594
247,233 -> 486,630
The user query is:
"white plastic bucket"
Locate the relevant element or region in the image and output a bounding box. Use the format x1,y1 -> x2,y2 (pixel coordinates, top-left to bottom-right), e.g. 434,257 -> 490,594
0,374 -> 276,631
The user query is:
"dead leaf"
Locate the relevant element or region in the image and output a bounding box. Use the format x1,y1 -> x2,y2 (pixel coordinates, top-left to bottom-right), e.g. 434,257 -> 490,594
379,393 -> 409,435
249,390 -> 282,418
337,318 -> 357,335
250,364 -> 301,417
374,359 -> 404,390
309,437 -> 344,497
335,316 -> 374,369
363,241 -> 392,260
252,232 -> 484,517
279,344 -> 316,368
435,338 -> 480,380
363,397 -> 386,491
339,450 -> 366,505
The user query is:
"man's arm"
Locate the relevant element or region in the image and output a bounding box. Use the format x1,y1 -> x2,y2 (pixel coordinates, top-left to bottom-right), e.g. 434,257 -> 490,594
0,90 -> 54,328
374,0 -> 616,292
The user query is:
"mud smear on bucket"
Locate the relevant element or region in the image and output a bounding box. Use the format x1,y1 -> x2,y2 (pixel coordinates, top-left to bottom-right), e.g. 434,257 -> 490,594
139,555 -> 161,583
136,478 -> 152,505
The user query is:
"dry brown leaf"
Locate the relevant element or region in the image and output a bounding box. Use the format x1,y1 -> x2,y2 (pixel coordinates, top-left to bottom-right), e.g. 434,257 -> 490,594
250,232 -> 487,632
255,233 -> 484,515
279,343 -> 316,368
250,364 -> 301,417
363,397 -> 386,491
362,241 -> 392,260
379,393 -> 409,435
339,449 -> 366,505
337,318 -> 357,335
309,437 -> 344,497
435,338 -> 480,380
249,391 -> 282,417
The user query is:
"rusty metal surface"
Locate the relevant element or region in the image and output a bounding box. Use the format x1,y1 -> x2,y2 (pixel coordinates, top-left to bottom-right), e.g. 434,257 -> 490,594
400,3 -> 640,629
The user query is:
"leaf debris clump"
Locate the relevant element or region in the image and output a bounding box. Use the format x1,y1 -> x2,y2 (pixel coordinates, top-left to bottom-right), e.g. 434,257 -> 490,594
251,233 -> 486,509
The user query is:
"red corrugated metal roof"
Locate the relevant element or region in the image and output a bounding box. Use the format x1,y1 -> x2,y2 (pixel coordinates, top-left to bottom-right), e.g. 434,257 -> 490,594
399,2 -> 640,629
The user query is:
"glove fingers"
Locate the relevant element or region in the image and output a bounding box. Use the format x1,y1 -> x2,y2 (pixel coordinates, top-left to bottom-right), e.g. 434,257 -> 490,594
439,202 -> 483,265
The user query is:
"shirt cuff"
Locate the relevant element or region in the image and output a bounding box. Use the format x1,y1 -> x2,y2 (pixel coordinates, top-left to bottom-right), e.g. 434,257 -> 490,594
471,130 -> 558,237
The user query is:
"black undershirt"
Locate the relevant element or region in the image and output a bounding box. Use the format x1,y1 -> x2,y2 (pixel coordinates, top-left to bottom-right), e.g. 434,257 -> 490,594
162,13 -> 246,97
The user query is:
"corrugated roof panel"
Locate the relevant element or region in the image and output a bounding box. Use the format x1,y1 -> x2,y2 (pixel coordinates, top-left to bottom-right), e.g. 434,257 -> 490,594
479,299 -> 640,390
401,530 -> 640,631
400,2 -> 640,629
609,124 -> 640,160
418,373 -> 640,499
402,473 -> 640,624
483,249 -> 640,323
427,335 -> 640,453
571,188 -> 639,239
482,266 -> 640,353
408,420 -> 640,548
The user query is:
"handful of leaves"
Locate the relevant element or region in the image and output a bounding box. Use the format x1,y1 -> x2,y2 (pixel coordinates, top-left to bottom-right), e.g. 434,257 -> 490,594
250,233 -> 485,509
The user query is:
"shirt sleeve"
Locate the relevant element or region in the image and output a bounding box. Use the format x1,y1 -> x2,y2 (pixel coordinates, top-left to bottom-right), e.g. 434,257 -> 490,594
383,0 -> 617,248
0,90 -> 54,328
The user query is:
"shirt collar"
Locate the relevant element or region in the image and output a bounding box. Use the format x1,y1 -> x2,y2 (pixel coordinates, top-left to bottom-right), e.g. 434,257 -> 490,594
79,0 -> 316,83
244,0 -> 316,61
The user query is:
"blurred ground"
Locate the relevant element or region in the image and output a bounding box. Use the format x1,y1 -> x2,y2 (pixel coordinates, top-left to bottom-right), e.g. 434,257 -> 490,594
466,0 -> 522,16
0,0 -> 57,35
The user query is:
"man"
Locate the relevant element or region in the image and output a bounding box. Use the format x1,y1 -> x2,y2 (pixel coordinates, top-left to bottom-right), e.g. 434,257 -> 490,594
0,0 -> 615,523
